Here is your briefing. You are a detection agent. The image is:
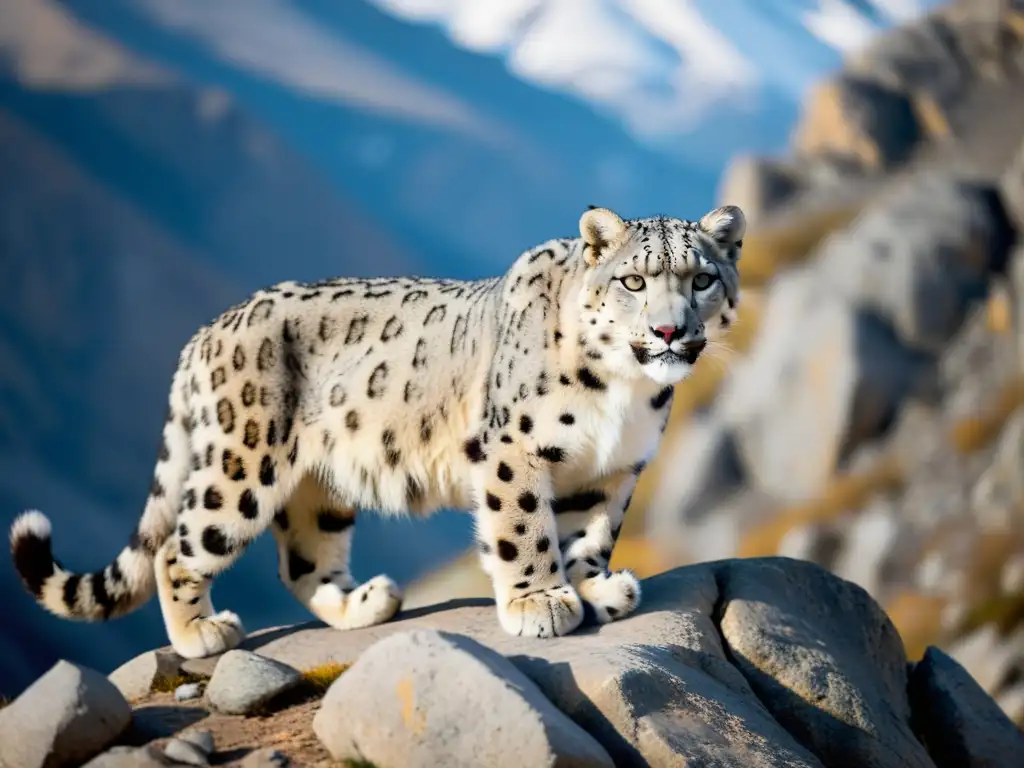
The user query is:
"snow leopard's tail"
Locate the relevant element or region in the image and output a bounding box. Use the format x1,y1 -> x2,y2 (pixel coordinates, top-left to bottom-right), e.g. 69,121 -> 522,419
9,356 -> 194,622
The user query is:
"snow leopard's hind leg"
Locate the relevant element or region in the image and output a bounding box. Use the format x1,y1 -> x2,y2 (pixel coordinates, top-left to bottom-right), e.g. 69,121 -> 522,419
270,473 -> 402,629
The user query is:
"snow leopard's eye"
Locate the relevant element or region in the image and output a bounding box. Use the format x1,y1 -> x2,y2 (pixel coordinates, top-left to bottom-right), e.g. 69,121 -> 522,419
692,273 -> 716,291
620,275 -> 646,292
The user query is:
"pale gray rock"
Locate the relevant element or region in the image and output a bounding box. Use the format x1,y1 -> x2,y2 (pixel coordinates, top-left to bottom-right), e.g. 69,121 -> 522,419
176,729 -> 213,757
80,746 -> 170,768
0,660 -> 132,768
163,728 -> 213,766
173,683 -> 203,703
716,266 -> 928,503
239,748 -> 289,768
204,650 -> 301,716
162,740 -> 206,767
815,174 -> 1012,356
313,628 -> 615,768
847,15 -> 968,113
909,646 -> 1024,767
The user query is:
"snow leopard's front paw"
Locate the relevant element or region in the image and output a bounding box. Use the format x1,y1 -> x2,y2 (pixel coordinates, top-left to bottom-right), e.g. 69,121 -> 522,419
497,584 -> 585,638
169,610 -> 246,659
578,569 -> 641,624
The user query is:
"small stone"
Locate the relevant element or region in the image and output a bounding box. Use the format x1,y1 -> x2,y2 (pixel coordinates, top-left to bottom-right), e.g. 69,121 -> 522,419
204,650 -> 302,715
174,683 -> 203,702
81,745 -> 170,767
177,729 -> 214,756
0,659 -> 132,768
240,748 -> 290,768
908,646 -> 1024,767
163,739 -> 208,767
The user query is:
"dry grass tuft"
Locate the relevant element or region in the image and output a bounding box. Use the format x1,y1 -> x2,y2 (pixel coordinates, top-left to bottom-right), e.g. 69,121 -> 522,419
885,590 -> 948,662
949,378 -> 1024,455
739,204 -> 861,288
738,459 -> 905,559
150,671 -> 206,694
985,282 -> 1013,334
300,662 -> 349,695
954,523 -> 1024,638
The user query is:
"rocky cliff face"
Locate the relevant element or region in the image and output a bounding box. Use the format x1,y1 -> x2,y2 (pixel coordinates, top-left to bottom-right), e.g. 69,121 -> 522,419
4,558 -> 1022,767
635,0 -> 1024,726
401,0 -> 1024,728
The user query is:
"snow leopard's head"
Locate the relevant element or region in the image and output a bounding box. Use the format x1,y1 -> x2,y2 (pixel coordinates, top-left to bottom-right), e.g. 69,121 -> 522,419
576,204 -> 744,386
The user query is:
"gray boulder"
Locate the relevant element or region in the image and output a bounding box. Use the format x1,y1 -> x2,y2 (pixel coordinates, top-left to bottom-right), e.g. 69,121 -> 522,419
909,646 -> 1024,767
81,746 -> 170,768
204,650 -> 301,716
313,628 -> 615,768
717,558 -> 935,768
716,266 -> 929,503
815,174 -> 1012,356
108,649 -> 188,701
846,14 -> 968,119
0,660 -> 132,768
792,73 -> 921,171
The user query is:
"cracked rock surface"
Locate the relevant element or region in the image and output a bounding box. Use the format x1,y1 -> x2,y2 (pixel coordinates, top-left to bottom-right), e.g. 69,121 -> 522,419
144,557 -> 1011,767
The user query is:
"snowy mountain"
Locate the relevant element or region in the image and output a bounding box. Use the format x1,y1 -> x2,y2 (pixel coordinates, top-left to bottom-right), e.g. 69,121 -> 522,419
367,0 -> 942,161
1,0 -> 942,695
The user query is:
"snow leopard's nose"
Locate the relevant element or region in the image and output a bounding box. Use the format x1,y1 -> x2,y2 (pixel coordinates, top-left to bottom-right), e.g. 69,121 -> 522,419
651,324 -> 683,343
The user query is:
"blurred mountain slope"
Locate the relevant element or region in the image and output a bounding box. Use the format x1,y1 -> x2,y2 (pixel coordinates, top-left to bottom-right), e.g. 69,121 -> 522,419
0,0 -> 465,696
1,0 -> 952,696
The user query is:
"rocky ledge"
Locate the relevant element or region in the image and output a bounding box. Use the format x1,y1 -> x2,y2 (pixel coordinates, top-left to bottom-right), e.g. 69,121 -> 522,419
2,558 -> 1022,767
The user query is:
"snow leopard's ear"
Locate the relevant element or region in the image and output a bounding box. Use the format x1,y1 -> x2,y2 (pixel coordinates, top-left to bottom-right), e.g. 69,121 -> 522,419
698,205 -> 746,250
580,206 -> 627,267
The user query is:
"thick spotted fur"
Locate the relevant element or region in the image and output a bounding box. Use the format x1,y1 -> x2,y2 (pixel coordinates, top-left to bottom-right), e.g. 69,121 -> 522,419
9,204 -> 744,657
